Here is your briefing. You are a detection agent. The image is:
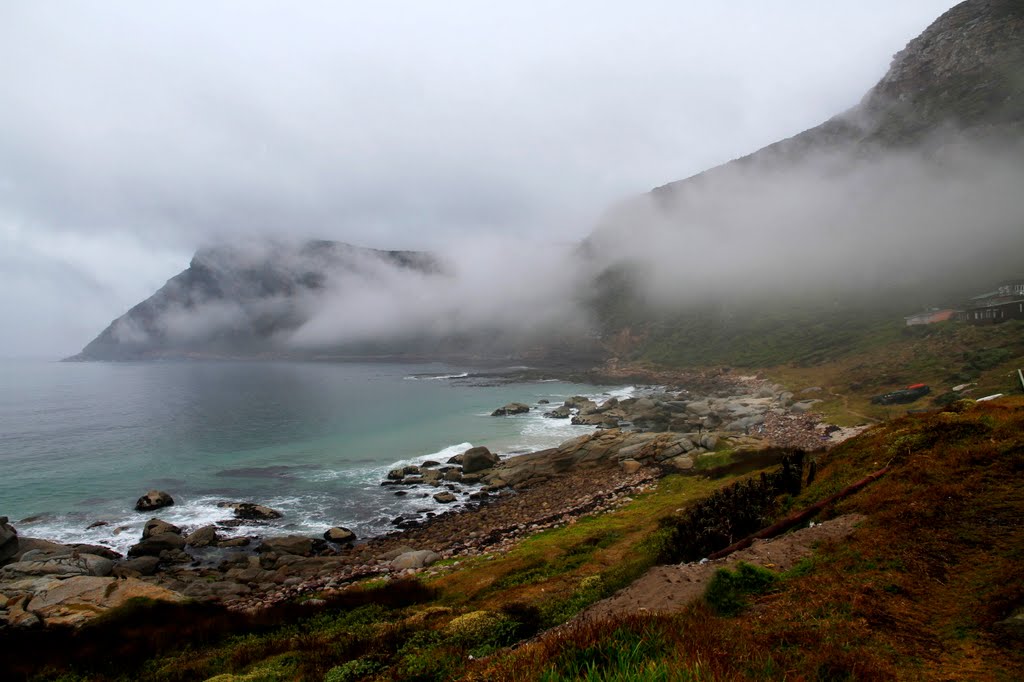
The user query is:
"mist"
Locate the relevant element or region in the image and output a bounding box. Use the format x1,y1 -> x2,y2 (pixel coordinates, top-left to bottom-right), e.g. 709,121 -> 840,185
0,1 -> 977,357
585,135 -> 1024,309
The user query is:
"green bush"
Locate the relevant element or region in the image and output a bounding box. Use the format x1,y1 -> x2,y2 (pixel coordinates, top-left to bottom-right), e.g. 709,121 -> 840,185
323,658 -> 381,682
703,562 -> 778,616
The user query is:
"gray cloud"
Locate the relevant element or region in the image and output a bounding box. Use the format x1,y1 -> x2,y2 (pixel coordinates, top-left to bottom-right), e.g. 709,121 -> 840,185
0,1 -> 960,357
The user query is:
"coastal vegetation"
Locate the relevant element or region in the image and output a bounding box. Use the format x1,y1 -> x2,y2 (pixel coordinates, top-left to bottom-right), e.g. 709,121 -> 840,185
4,396 -> 1023,680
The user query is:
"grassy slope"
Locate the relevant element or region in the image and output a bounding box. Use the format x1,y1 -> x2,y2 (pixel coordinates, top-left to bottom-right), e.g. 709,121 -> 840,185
13,397 -> 1024,681
479,397 -> 1024,681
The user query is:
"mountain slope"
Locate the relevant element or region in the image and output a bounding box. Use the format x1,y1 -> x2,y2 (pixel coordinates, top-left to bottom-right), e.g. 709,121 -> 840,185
581,0 -> 1024,366
68,240 -> 438,361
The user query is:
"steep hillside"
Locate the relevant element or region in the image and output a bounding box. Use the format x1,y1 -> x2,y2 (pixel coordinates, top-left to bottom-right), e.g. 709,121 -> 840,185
583,0 -> 1024,367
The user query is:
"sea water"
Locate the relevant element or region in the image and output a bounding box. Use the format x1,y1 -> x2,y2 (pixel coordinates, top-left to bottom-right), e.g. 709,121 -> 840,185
0,360 -> 630,553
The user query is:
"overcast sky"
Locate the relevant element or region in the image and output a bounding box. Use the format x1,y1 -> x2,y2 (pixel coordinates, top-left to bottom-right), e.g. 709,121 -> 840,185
0,0 -> 959,358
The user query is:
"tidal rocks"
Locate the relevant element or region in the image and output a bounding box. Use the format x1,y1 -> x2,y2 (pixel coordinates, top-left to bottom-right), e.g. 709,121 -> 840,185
134,489 -> 174,512
112,555 -> 160,577
0,516 -> 18,563
219,502 -> 283,520
184,525 -> 220,548
324,527 -> 356,544
258,535 -> 321,557
143,518 -> 181,538
544,405 -> 571,419
1,552 -> 114,579
433,492 -> 457,504
128,532 -> 186,557
461,446 -> 500,474
491,402 -> 530,416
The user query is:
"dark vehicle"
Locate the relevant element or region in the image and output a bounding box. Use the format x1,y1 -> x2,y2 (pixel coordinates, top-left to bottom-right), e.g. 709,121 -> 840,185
871,383 -> 931,405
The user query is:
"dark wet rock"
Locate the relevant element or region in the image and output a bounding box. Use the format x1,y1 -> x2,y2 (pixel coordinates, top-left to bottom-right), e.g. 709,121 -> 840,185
443,469 -> 463,482
128,532 -> 186,557
387,468 -> 405,480
85,521 -> 109,530
0,516 -> 18,563
433,492 -> 457,504
258,535 -> 322,557
11,537 -> 67,562
218,502 -> 283,520
143,518 -> 181,539
394,490 -> 408,496
184,525 -> 219,548
217,537 -> 251,548
135,490 -> 174,512
70,544 -> 122,560
491,402 -> 530,416
112,555 -> 160,577
461,446 -> 500,474
324,527 -> 356,544
420,460 -> 441,468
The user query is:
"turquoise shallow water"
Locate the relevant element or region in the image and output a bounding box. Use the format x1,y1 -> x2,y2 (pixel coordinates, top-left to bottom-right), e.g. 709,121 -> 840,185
0,360 -> 628,553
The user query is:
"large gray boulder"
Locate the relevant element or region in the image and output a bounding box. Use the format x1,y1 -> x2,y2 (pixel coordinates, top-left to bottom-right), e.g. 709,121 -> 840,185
544,405 -> 571,419
135,490 -> 174,512
461,446 -> 500,474
258,535 -> 321,557
0,516 -> 18,563
390,549 -> 441,571
1,552 -> 114,578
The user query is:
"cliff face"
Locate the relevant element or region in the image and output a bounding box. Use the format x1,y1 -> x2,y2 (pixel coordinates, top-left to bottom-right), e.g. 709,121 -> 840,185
69,241 -> 438,361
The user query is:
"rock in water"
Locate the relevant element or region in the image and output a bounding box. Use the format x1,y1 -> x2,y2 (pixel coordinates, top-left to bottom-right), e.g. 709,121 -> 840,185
143,518 -> 181,538
461,446 -> 500,474
491,402 -> 530,416
324,527 -> 356,544
433,492 -> 456,504
0,516 -> 18,563
218,502 -> 283,520
135,490 -> 174,512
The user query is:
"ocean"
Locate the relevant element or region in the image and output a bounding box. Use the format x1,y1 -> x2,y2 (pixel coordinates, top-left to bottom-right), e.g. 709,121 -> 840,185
0,360 -> 628,554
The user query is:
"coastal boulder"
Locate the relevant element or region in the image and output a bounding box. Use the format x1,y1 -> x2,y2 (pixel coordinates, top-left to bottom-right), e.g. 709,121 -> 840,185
391,549 -> 441,571
0,552 -> 114,579
135,490 -> 174,512
127,532 -> 186,557
143,518 -> 181,538
324,527 -> 356,544
461,446 -> 500,474
491,402 -> 530,416
544,405 -> 571,419
219,502 -> 283,521
258,535 -> 321,557
25,576 -> 184,627
184,525 -> 219,548
433,492 -> 456,504
0,516 -> 18,563
112,555 -> 160,577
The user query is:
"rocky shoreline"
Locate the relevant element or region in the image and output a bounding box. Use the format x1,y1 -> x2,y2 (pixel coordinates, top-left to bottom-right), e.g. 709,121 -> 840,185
1,372 -> 865,629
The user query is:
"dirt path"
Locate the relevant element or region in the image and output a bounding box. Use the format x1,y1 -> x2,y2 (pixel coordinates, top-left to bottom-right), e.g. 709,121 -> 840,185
580,514 -> 866,621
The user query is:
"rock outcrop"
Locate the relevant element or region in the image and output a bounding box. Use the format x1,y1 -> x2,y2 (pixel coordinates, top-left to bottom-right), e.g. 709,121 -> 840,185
0,517 -> 18,563
135,490 -> 174,512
